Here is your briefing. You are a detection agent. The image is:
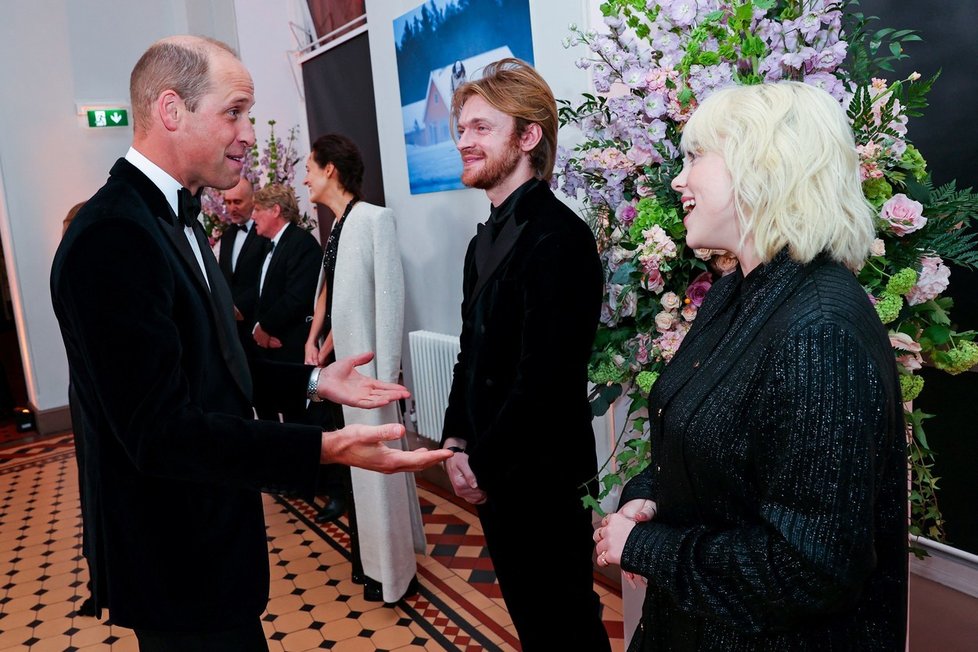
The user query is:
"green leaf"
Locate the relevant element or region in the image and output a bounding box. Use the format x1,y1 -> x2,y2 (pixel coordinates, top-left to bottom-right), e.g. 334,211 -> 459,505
582,493 -> 604,515
922,325 -> 951,346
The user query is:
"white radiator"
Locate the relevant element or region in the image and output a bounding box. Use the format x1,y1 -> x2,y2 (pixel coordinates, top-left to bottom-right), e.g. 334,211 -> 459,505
408,330 -> 461,442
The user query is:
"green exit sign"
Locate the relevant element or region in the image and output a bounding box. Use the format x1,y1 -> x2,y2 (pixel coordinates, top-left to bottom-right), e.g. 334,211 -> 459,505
87,109 -> 128,128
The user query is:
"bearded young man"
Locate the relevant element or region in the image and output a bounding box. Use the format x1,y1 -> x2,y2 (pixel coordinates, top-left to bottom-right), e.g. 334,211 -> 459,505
441,58 -> 611,651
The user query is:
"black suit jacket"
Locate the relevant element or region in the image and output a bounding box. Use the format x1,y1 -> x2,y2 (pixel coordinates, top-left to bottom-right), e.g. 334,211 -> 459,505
441,180 -> 602,497
50,158 -> 323,632
253,223 -> 321,362
218,221 -> 270,330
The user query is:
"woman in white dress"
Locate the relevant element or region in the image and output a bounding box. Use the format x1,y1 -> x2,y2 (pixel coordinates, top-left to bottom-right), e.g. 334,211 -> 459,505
303,134 -> 426,603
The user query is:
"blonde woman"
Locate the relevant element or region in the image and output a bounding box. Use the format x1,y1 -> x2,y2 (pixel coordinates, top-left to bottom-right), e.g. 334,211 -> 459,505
593,82 -> 907,650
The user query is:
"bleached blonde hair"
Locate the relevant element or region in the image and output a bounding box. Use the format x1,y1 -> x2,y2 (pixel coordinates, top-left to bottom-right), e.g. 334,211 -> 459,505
680,81 -> 874,268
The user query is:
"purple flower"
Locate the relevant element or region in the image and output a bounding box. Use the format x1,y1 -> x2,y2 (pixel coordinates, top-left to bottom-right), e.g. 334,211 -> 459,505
685,271 -> 713,307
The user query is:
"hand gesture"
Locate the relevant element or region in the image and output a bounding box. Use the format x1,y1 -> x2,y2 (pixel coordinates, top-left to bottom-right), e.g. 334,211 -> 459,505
318,352 -> 410,408
321,423 -> 452,472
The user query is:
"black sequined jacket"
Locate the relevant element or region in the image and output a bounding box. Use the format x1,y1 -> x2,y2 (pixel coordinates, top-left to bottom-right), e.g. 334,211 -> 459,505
620,250 -> 907,651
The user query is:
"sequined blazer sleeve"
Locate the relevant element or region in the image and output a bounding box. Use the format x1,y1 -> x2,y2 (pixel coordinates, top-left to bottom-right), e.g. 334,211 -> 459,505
620,322 -> 891,633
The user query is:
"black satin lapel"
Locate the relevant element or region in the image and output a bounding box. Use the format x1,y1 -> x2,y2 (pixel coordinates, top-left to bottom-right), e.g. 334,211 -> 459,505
238,227 -> 258,262
262,226 -> 291,290
157,216 -> 211,293
468,218 -> 527,309
191,224 -> 253,400
218,230 -> 234,278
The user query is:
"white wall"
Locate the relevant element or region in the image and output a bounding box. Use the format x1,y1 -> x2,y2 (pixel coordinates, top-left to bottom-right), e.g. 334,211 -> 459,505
232,0 -> 316,225
363,0 -> 592,391
0,0 -> 235,415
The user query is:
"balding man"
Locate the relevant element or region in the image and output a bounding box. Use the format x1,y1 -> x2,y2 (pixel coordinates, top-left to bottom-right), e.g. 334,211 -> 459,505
50,36 -> 450,651
218,176 -> 270,342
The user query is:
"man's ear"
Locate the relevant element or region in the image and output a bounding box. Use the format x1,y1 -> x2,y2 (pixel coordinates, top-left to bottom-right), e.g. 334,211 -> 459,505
159,90 -> 182,132
518,122 -> 543,153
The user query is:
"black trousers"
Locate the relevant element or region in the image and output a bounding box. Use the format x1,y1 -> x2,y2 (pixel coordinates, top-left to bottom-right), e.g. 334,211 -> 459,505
134,618 -> 267,652
477,490 -> 611,652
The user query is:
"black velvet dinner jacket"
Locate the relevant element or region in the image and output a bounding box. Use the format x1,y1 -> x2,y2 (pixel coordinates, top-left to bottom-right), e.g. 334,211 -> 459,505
50,158 -> 322,632
441,180 -> 603,497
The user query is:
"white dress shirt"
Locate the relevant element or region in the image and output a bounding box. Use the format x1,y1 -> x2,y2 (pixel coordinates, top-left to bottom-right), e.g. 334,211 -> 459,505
258,222 -> 289,296
230,219 -> 254,273
125,147 -> 210,289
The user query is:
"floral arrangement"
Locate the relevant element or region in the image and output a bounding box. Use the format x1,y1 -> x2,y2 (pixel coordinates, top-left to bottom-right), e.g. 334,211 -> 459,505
554,0 -> 978,543
200,119 -> 317,244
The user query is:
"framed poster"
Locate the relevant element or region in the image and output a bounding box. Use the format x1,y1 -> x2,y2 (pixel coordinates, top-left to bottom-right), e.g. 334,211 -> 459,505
393,0 -> 534,194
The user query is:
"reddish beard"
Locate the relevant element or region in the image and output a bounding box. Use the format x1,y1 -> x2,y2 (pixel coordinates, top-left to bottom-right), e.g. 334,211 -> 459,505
460,133 -> 523,190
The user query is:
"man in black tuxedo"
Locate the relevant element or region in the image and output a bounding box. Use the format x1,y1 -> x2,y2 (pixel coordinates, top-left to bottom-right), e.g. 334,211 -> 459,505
249,183 -> 322,421
218,176 -> 269,344
441,59 -> 610,651
50,36 -> 449,651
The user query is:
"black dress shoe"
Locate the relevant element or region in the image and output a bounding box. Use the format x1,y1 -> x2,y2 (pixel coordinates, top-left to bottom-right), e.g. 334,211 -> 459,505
363,576 -> 384,602
362,575 -> 420,605
314,496 -> 347,523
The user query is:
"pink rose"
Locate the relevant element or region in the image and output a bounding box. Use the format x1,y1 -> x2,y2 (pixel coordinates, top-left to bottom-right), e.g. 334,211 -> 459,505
870,239 -> 886,257
881,193 -> 926,236
654,311 -> 676,333
907,256 -> 950,306
685,271 -> 713,307
644,269 -> 665,294
661,292 -> 681,311
711,252 -> 739,276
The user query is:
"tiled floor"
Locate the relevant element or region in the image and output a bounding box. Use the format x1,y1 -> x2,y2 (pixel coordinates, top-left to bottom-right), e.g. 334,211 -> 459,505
0,432 -> 624,651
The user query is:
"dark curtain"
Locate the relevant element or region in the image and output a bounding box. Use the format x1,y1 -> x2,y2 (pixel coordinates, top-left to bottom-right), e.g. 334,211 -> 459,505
302,32 -> 385,241
857,0 -> 978,554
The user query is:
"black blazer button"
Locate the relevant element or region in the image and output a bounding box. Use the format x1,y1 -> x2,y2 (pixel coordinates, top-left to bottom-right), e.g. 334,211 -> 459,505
485,378 -> 494,387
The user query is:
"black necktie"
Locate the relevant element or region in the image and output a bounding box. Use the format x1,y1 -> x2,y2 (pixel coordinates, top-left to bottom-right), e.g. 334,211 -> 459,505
177,187 -> 201,228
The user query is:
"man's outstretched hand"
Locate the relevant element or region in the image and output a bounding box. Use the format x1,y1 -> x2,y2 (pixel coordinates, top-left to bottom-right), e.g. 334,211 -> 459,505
321,423 -> 453,473
317,352 -> 411,408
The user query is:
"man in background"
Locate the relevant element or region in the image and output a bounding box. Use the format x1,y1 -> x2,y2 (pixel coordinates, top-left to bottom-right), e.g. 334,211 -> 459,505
51,35 -> 449,651
218,176 -> 270,345
250,182 -> 322,422
441,58 -> 610,651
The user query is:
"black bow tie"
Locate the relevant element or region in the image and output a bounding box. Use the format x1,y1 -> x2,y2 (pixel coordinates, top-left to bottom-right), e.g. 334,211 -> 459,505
236,223 -> 249,233
177,187 -> 202,228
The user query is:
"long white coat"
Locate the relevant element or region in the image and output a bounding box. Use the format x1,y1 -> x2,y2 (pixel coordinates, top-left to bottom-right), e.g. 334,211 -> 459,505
326,201 -> 426,602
